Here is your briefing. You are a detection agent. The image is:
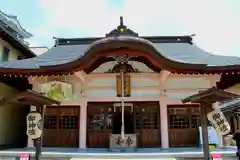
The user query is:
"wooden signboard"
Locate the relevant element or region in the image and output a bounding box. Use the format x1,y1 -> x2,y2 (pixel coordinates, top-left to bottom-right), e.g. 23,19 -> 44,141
116,75 -> 131,97
116,75 -> 121,97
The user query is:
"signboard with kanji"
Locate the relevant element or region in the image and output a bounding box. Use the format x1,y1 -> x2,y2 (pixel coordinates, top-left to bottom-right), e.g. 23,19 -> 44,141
26,112 -> 43,139
207,110 -> 231,135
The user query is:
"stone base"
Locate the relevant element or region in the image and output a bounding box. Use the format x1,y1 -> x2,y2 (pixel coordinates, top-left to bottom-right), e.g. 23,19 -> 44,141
109,134 -> 137,149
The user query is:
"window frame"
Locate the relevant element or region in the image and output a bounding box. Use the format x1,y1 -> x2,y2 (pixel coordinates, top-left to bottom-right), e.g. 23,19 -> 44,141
168,105 -> 200,129
2,46 -> 10,62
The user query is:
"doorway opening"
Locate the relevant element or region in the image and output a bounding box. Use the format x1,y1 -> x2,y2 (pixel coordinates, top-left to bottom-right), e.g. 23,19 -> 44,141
0,104 -> 30,149
87,102 -> 161,148
112,104 -> 134,134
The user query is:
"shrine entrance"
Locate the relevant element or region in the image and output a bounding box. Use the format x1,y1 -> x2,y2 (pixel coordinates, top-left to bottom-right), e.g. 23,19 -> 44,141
87,102 -> 161,148
112,104 -> 134,135
43,106 -> 79,147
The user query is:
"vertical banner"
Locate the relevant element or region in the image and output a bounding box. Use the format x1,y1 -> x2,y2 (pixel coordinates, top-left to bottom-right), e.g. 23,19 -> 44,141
116,75 -> 131,97
116,75 -> 122,97
124,75 -> 131,97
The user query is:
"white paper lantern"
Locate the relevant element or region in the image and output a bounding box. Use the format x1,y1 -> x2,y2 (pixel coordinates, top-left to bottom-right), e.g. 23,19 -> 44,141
26,112 -> 43,139
207,110 -> 231,136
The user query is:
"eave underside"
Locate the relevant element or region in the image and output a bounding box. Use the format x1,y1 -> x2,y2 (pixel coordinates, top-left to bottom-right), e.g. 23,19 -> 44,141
0,89 -> 60,107
0,76 -> 32,92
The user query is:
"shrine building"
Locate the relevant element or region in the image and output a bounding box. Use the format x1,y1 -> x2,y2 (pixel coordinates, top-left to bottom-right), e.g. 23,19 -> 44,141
0,17 -> 240,149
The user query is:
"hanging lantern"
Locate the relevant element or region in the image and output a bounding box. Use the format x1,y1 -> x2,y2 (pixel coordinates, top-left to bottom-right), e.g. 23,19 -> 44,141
26,112 -> 43,139
207,110 -> 231,136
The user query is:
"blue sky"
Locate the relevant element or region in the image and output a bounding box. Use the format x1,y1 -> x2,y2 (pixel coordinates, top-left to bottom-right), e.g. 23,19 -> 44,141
1,0 -> 240,56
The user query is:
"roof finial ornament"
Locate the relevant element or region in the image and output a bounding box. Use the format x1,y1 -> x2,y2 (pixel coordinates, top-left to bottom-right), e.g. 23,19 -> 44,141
105,16 -> 138,37
120,16 -> 124,26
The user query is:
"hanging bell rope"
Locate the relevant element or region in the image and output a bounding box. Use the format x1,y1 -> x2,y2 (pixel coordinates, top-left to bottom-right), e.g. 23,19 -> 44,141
120,70 -> 125,140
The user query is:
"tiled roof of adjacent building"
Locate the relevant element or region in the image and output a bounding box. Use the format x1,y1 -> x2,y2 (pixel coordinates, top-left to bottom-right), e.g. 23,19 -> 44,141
0,10 -> 36,58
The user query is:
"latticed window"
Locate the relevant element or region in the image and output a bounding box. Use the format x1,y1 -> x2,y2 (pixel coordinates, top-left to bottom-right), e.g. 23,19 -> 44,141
44,116 -> 57,129
59,116 -> 78,129
190,107 -> 201,128
44,107 -> 79,130
136,106 -> 159,130
135,111 -> 141,129
169,115 -> 190,128
88,106 -> 113,131
168,105 -> 200,129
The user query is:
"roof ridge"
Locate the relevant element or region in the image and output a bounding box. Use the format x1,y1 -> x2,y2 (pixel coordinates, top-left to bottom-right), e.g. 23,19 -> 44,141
56,35 -> 192,46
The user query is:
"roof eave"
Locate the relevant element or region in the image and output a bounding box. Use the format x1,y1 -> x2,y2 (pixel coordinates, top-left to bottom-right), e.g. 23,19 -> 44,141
0,25 -> 36,58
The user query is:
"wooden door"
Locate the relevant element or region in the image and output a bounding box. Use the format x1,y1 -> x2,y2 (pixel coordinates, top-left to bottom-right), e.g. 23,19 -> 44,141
135,102 -> 161,148
87,103 -> 113,148
168,105 -> 200,147
43,106 -> 79,147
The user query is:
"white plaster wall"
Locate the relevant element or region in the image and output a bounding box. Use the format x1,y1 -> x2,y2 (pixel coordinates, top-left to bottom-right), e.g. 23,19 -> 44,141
130,73 -> 160,97
166,92 -> 199,99
164,75 -> 212,99
165,76 -> 211,90
0,39 -> 25,61
87,73 -> 161,98
84,73 -> 214,99
38,71 -> 216,101
87,75 -> 116,97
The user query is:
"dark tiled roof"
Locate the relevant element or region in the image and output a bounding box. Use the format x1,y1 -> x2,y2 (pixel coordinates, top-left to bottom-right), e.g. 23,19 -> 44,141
0,10 -> 32,38
221,98 -> 240,112
0,36 -> 239,69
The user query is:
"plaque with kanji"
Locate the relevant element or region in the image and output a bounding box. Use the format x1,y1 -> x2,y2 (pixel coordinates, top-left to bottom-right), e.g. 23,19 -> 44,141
116,75 -> 131,97
26,112 -> 43,139
207,110 -> 231,135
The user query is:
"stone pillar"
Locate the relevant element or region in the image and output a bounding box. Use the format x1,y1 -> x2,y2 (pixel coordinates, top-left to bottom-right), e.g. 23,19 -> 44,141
27,136 -> 34,148
79,100 -> 87,148
27,106 -> 35,148
159,97 -> 169,148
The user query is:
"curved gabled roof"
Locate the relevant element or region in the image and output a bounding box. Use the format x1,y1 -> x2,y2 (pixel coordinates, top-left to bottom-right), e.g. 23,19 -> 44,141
0,16 -> 239,75
0,36 -> 239,75
153,43 -> 240,66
